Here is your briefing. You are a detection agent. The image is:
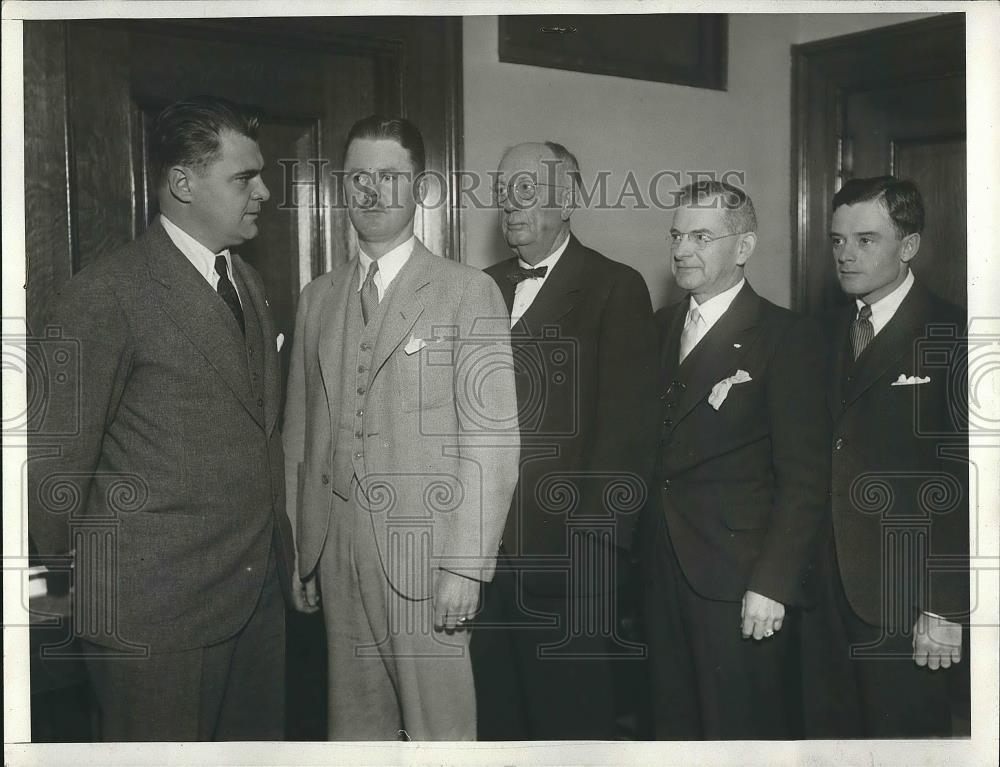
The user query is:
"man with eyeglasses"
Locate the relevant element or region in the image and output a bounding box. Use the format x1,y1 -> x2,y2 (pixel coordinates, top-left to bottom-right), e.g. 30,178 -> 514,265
471,141 -> 659,739
635,180 -> 829,739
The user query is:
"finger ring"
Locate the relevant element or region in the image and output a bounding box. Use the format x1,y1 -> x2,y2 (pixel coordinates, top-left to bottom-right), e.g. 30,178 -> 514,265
764,630 -> 774,637
457,617 -> 467,623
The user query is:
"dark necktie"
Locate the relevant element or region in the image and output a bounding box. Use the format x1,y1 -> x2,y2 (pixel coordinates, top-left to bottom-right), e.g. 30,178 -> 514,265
851,303 -> 874,360
361,260 -> 380,325
508,265 -> 548,285
214,254 -> 245,336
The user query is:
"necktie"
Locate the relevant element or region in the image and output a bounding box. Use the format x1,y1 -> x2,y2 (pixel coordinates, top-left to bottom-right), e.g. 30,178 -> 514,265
508,265 -> 548,285
678,305 -> 704,363
361,260 -> 380,325
851,303 -> 874,360
214,254 -> 245,336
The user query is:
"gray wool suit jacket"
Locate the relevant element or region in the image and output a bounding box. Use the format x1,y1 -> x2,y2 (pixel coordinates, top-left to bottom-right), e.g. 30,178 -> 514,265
28,220 -> 294,652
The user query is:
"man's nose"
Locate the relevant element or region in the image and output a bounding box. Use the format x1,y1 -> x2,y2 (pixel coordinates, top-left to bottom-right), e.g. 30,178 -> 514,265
836,243 -> 854,262
254,177 -> 271,202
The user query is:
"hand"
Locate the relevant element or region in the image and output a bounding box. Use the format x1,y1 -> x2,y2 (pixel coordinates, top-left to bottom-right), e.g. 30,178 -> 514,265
290,567 -> 320,614
741,590 -> 785,640
912,612 -> 962,669
432,569 -> 479,631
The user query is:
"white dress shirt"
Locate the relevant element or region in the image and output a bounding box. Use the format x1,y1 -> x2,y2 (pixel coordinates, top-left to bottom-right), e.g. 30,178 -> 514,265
856,269 -> 914,336
510,232 -> 571,328
358,235 -> 416,302
160,214 -> 242,307
683,277 -> 746,353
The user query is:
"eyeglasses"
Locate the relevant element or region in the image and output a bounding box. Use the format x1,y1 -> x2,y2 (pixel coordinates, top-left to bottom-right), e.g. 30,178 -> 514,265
494,178 -> 567,205
668,230 -> 747,251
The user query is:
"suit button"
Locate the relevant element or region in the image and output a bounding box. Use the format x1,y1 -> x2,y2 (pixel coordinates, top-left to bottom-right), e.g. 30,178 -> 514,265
248,347 -> 254,358
357,387 -> 365,395
358,365 -> 366,373
355,431 -> 363,439
835,438 -> 844,450
360,342 -> 371,351
321,474 -> 329,485
354,452 -> 362,460
256,397 -> 264,408
356,409 -> 364,417
663,418 -> 673,428
662,480 -> 671,490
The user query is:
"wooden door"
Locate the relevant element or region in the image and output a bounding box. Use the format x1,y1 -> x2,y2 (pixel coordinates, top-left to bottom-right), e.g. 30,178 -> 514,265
792,14 -> 966,313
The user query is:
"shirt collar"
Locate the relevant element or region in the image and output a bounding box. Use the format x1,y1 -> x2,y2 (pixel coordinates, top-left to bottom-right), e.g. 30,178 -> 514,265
357,235 -> 416,291
159,214 -> 231,281
517,231 -> 571,272
689,277 -> 745,326
856,270 -> 914,334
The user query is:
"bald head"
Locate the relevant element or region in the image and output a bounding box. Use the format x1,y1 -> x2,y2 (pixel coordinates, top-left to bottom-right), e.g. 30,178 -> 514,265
496,141 -> 576,265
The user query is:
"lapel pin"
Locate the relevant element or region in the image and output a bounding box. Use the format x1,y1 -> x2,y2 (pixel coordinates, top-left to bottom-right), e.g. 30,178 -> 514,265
733,343 -> 742,349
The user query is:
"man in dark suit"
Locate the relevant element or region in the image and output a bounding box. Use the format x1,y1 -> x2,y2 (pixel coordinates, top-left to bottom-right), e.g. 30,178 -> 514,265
803,176 -> 968,737
471,141 -> 660,739
637,180 -> 829,739
28,96 -> 294,741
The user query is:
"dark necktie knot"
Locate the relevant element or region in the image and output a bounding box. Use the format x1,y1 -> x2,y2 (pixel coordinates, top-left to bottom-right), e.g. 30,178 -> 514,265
508,265 -> 548,285
858,303 -> 872,321
214,254 -> 245,336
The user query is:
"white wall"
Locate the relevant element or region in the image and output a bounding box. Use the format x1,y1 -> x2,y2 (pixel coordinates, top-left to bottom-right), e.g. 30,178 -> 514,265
462,13 -> 941,310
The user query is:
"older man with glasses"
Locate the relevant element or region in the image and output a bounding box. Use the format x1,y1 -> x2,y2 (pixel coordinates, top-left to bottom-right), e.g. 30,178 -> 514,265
470,141 -> 660,740
635,180 -> 830,739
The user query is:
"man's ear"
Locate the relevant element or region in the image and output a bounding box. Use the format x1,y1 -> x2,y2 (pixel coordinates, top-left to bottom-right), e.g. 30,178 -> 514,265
559,185 -> 575,222
735,231 -> 758,266
166,166 -> 194,204
413,170 -> 429,207
900,232 -> 921,263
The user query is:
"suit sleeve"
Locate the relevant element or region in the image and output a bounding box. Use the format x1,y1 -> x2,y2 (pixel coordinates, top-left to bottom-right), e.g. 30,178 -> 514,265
438,272 -> 520,581
748,315 -> 831,607
580,267 -> 660,551
281,284 -> 312,574
28,271 -> 132,557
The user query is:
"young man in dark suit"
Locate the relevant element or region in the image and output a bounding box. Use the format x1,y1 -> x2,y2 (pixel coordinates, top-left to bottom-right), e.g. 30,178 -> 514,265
28,96 -> 294,741
637,180 -> 830,739
471,142 -> 660,739
804,176 -> 969,737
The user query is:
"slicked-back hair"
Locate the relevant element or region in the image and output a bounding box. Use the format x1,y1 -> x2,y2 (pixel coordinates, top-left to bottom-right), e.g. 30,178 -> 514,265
543,140 -> 581,190
149,95 -> 260,184
678,180 -> 758,234
344,115 -> 426,174
832,176 -> 925,238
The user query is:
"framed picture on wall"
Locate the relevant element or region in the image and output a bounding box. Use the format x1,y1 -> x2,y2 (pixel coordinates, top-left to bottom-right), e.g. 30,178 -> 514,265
498,14 -> 728,90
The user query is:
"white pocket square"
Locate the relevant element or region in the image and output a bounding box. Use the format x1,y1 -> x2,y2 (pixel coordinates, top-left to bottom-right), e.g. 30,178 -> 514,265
708,369 -> 752,410
891,374 -> 931,386
276,333 -> 285,352
404,336 -> 427,355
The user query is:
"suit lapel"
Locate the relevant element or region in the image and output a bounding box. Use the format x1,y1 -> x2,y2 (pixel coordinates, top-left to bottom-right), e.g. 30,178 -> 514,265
516,235 -> 584,337
370,242 -> 434,377
672,283 -> 762,425
843,283 -> 929,407
316,259 -> 356,409
232,256 -> 273,433
144,223 -> 258,423
494,258 -> 517,315
660,301 -> 687,387
827,308 -> 853,418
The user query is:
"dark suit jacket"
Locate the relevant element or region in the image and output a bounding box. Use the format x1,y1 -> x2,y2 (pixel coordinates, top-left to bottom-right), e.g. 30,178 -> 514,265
639,282 -> 830,607
28,221 -> 294,652
485,235 -> 659,595
826,279 -> 968,626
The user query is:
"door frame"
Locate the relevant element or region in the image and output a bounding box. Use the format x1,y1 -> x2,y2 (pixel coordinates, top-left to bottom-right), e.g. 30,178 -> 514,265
790,13 -> 965,314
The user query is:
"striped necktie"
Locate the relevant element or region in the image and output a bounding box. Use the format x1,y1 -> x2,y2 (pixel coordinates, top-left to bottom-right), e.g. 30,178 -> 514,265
851,303 -> 874,360
361,260 -> 380,325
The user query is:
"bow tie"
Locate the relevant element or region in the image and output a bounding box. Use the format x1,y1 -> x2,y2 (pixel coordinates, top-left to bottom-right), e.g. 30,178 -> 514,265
508,265 -> 548,285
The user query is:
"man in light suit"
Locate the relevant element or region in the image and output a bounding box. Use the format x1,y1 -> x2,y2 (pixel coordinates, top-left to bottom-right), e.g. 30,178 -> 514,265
471,142 -> 660,740
282,115 -> 519,740
637,180 -> 830,739
803,176 -> 969,737
28,96 -> 294,741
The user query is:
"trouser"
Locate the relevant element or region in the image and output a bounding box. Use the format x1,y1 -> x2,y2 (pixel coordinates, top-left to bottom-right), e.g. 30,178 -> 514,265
801,531 -> 967,738
318,479 -> 475,740
643,530 -> 801,740
471,561 -> 637,740
82,546 -> 285,741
